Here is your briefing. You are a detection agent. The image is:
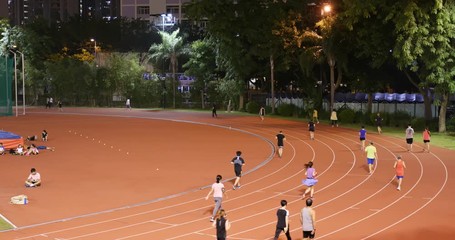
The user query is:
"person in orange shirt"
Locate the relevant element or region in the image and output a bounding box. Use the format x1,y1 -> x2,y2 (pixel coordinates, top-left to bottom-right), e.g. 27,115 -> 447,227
393,156 -> 406,191
422,127 -> 431,152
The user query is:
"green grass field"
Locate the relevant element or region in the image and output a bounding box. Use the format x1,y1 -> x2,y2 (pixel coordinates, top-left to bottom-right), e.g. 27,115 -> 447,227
336,123 -> 455,150
0,214 -> 14,231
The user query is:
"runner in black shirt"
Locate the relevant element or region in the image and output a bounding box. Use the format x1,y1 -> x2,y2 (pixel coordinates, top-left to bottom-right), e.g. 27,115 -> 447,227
274,200 -> 292,240
231,151 -> 245,190
276,131 -> 286,158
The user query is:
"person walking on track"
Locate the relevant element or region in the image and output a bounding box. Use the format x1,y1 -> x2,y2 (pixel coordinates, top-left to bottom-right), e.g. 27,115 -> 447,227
212,104 -> 218,118
231,151 -> 245,189
405,124 -> 415,152
273,199 -> 292,240
393,156 -> 406,191
276,131 -> 286,158
213,209 -> 231,240
330,109 -> 338,127
302,161 -> 318,199
422,127 -> 431,152
359,126 -> 367,150
259,106 -> 265,121
365,141 -> 378,174
300,198 -> 316,240
312,109 -> 319,124
308,120 -> 315,140
375,113 -> 383,134
205,175 -> 226,222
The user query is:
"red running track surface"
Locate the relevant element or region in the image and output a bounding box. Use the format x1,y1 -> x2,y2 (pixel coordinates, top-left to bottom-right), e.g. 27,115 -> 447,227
0,107 -> 453,240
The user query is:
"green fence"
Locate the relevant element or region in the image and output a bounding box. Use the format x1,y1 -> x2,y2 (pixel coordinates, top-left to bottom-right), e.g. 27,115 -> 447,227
0,56 -> 13,116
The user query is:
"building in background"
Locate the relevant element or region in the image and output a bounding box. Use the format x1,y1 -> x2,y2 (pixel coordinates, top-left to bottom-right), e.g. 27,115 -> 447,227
4,0 -> 120,26
0,0 -> 8,20
120,0 -> 191,28
80,0 -> 120,20
2,0 -> 192,27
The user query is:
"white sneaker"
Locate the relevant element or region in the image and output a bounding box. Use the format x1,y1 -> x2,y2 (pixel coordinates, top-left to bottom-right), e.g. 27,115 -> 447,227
397,186 -> 401,191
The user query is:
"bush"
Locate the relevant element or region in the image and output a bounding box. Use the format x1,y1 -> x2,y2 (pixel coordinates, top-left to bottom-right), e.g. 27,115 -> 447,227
389,111 -> 412,128
319,109 -> 330,121
277,103 -> 295,116
339,108 -> 356,124
354,111 -> 369,124
446,117 -> 455,132
411,117 -> 427,130
246,101 -> 260,114
265,106 -> 273,115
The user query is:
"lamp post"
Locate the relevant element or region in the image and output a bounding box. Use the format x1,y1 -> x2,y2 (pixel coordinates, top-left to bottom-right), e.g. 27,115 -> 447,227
8,50 -> 18,117
161,14 -> 166,31
90,38 -> 97,60
15,50 -> 25,115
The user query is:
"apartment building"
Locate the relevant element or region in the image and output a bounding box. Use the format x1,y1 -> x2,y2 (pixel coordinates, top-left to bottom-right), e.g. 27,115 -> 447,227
120,0 -> 191,28
4,0 -> 120,26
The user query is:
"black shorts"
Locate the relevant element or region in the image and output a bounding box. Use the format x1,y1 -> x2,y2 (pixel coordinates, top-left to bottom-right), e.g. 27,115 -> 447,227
406,138 -> 413,144
360,137 -> 365,141
424,140 -> 430,143
303,231 -> 315,239
234,168 -> 242,177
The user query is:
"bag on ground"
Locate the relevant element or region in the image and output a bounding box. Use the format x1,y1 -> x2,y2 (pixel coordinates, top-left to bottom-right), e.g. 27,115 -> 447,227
10,194 -> 28,204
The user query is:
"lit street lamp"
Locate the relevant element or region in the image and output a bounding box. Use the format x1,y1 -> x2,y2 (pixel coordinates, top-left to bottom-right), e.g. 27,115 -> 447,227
90,38 -> 97,60
321,4 -> 332,15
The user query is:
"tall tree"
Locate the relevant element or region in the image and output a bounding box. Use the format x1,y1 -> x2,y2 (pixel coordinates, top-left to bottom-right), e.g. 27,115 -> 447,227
149,29 -> 185,108
185,0 -> 292,112
183,38 -> 217,108
342,0 -> 455,131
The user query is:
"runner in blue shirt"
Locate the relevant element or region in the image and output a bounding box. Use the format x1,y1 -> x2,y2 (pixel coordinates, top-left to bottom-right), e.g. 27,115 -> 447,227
359,126 -> 367,150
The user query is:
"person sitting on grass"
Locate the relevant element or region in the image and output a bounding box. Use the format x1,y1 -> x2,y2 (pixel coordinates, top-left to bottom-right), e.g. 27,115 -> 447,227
25,168 -> 41,187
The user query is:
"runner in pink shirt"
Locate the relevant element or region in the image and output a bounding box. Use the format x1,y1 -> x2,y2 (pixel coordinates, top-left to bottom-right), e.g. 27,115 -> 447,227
422,127 -> 431,152
205,175 -> 226,222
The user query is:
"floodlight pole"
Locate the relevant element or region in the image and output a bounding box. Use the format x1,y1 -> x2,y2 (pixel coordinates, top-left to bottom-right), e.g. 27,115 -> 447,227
8,50 -> 18,117
16,50 -> 25,115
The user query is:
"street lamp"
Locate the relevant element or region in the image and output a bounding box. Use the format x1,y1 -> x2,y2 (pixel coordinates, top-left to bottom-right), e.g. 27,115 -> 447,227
321,4 -> 332,15
90,38 -> 97,60
8,50 -> 18,117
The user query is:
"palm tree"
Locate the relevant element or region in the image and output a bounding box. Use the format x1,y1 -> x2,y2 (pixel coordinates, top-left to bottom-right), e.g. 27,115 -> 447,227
149,29 -> 184,108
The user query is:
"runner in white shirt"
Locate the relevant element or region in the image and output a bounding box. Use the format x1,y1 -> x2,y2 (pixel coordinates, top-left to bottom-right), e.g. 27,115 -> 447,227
205,175 -> 226,222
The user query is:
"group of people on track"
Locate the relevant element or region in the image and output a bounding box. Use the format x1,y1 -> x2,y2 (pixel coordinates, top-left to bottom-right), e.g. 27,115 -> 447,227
204,109 -> 433,239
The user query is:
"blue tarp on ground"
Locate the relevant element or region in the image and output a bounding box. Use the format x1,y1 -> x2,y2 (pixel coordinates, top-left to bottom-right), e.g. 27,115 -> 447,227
0,131 -> 21,139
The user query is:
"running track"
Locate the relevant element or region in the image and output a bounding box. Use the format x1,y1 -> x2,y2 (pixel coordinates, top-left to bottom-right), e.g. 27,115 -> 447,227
0,108 -> 454,239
